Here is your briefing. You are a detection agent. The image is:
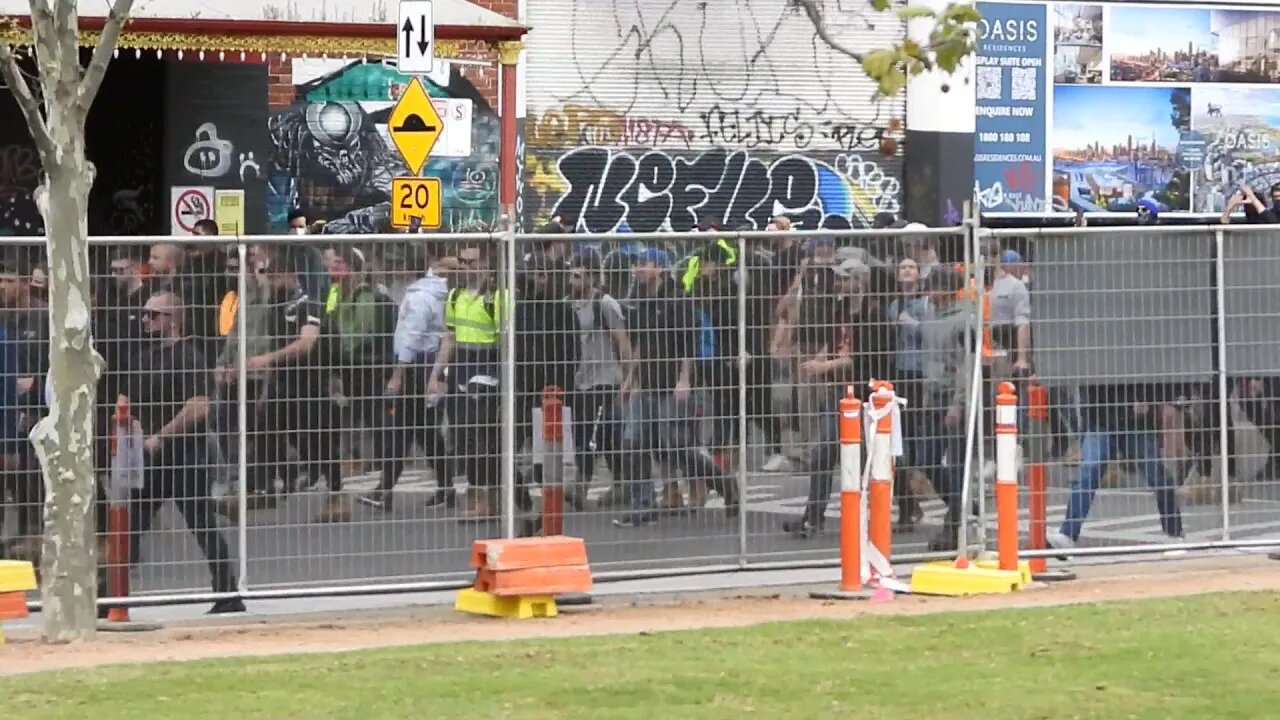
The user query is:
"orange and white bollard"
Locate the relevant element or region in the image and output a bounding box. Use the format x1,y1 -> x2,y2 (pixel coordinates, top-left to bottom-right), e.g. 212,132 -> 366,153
105,397 -> 136,623
837,389 -> 863,593
867,382 -> 896,562
812,384 -> 899,601
541,386 -> 566,537
1025,381 -> 1075,582
994,382 -> 1019,572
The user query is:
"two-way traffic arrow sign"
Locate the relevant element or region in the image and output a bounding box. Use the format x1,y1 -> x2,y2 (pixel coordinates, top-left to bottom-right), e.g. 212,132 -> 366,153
397,0 -> 435,74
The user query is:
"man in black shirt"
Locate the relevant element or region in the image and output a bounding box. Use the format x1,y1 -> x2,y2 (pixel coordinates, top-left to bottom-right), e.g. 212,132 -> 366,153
0,249 -> 48,560
782,259 -> 895,538
125,290 -> 243,614
615,249 -> 734,527
250,250 -> 341,522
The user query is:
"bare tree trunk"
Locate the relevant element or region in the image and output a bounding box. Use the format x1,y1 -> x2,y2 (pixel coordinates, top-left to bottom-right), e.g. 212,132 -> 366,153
0,0 -> 134,643
31,162 -> 103,643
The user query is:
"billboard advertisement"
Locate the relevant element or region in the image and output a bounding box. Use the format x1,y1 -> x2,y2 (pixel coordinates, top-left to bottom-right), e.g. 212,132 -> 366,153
975,1 -> 1280,215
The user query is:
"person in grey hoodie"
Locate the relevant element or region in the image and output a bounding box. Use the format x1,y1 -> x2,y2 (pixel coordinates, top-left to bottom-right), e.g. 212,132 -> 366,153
917,266 -> 978,552
361,249 -> 455,511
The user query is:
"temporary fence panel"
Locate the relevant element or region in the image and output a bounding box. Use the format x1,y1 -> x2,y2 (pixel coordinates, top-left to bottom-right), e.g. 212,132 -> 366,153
1220,226 -> 1280,544
8,223 -> 1280,610
990,225 -> 1231,562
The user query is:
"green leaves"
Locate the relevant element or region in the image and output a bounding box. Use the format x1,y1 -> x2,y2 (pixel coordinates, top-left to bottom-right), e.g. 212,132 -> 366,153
858,1 -> 980,98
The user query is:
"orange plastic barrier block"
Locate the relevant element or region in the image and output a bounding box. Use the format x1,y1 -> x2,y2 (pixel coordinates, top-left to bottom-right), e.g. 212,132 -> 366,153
474,564 -> 593,597
470,536 -> 589,571
0,592 -> 27,621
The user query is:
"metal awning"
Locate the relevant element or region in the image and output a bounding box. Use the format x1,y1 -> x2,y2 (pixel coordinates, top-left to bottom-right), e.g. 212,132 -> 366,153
0,0 -> 526,58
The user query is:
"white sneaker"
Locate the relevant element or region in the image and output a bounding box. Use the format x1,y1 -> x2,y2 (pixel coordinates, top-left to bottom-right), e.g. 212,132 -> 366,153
1163,535 -> 1188,557
1047,530 -> 1075,556
761,454 -> 793,473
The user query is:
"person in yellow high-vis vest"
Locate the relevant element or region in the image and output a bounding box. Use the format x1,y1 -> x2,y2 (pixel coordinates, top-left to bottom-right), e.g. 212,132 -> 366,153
427,243 -> 510,522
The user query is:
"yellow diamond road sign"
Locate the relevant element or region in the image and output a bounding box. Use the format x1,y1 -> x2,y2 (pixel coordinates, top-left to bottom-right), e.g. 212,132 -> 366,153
388,77 -> 443,176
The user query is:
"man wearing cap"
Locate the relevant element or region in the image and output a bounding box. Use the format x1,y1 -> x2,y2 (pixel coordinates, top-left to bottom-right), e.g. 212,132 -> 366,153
614,247 -> 735,527
783,257 -> 894,538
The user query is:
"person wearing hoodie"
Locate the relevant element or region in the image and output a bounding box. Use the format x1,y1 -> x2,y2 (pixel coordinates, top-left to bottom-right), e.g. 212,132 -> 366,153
365,249 -> 455,511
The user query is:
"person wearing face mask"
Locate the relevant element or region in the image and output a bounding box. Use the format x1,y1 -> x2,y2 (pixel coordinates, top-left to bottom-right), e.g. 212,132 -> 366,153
782,258 -> 893,538
285,208 -> 332,303
121,290 -> 244,614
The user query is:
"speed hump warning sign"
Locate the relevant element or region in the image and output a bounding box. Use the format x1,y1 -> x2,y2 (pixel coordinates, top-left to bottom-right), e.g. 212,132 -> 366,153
390,177 -> 442,230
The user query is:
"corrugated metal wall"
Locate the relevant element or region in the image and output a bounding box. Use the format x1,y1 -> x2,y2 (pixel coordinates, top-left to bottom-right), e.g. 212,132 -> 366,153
521,0 -> 905,232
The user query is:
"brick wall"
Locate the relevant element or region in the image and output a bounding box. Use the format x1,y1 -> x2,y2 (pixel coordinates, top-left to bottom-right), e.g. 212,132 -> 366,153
267,56 -> 293,111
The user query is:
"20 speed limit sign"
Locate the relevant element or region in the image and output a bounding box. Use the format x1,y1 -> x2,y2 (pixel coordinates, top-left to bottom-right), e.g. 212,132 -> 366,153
390,176 -> 443,229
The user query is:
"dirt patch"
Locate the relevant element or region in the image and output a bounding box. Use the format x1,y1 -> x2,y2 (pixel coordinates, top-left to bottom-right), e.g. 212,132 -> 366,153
3,555 -> 1278,677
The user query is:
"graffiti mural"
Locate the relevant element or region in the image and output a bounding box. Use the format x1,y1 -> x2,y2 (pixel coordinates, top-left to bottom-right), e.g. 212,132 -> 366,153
549,146 -> 900,233
523,0 -> 902,230
268,59 -> 500,233
166,63 -> 269,234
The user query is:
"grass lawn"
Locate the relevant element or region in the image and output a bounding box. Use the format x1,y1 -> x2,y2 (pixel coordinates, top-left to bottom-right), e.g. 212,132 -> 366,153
5,592 -> 1279,720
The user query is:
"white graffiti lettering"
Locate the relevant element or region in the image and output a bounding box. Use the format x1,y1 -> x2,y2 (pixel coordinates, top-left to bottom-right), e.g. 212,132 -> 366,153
836,154 -> 901,214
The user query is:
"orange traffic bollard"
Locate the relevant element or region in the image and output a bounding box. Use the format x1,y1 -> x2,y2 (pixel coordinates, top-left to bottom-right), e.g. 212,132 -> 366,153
541,386 -> 566,537
106,397 -> 133,624
1025,382 -> 1075,582
994,382 -> 1019,572
837,389 -> 863,594
868,382 -> 896,561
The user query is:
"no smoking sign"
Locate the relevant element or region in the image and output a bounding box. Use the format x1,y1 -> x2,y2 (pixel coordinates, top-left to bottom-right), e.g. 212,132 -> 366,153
171,186 -> 214,235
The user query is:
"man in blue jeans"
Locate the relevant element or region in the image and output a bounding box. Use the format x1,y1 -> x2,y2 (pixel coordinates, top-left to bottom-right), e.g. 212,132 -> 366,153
614,248 -> 734,528
1050,384 -> 1184,550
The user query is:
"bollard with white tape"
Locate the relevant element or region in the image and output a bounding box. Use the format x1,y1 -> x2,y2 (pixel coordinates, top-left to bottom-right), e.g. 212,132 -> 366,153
995,382 -> 1019,572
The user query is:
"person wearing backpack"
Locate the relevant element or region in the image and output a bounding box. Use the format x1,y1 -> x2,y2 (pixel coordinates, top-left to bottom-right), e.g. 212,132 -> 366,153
566,252 -> 634,509
317,245 -> 396,522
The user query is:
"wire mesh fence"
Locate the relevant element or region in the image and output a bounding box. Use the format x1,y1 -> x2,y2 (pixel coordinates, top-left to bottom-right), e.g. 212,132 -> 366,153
1,221 -> 1278,607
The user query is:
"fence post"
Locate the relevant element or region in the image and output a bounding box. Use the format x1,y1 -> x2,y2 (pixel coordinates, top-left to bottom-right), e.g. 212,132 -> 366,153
995,382 -> 1018,572
736,234 -> 749,567
235,241 -> 249,593
501,228 -> 518,539
1215,226 -> 1231,542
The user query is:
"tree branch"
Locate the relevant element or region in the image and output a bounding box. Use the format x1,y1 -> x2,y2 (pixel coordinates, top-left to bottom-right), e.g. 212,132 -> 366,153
792,0 -> 863,62
0,43 -> 56,157
79,0 -> 135,108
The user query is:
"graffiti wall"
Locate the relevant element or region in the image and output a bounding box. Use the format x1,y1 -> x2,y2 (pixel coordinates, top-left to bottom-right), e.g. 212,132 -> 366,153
522,0 -> 904,232
165,63 -> 269,235
267,58 -> 500,233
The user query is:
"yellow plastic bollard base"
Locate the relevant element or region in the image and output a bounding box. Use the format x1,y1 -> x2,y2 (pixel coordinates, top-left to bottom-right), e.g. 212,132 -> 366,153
454,588 -> 559,619
975,560 -> 1034,588
0,560 -> 36,594
909,561 -> 1028,597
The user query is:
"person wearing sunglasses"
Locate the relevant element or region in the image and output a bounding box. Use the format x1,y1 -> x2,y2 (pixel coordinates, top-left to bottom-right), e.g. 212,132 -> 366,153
122,290 -> 243,614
